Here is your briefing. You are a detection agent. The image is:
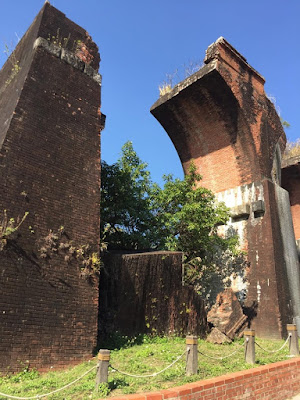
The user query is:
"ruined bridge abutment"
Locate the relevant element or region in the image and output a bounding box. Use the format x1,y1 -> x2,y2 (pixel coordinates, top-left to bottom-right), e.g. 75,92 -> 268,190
1,3 -> 300,374
151,37 -> 300,339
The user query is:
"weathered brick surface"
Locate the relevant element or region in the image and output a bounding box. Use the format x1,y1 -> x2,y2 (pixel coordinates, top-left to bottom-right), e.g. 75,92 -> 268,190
96,358 -> 300,400
99,251 -> 207,338
151,37 -> 295,338
0,3 -> 103,372
151,37 -> 285,193
245,180 -> 291,338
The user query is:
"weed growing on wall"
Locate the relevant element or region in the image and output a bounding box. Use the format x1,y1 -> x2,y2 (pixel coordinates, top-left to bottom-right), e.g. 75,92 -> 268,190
3,43 -> 21,86
0,209 -> 101,280
0,210 -> 28,251
38,226 -> 101,279
159,60 -> 203,96
47,28 -> 94,64
47,28 -> 71,48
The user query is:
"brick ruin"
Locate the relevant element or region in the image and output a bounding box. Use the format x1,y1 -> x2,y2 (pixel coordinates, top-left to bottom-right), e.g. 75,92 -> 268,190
151,37 -> 300,339
0,3 -> 104,372
1,5 -> 300,375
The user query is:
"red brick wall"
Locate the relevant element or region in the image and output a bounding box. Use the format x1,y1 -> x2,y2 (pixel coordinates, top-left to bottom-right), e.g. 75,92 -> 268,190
99,252 -> 207,338
151,38 -> 286,195
0,4 -> 102,372
103,358 -> 300,400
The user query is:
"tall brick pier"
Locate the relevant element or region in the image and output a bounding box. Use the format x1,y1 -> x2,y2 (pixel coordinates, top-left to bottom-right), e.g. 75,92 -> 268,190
151,37 -> 300,338
0,3 -> 104,371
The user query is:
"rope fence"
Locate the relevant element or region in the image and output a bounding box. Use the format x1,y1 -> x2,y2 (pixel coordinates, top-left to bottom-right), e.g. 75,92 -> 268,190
198,346 -> 242,361
255,335 -> 290,354
95,324 -> 299,382
0,324 -> 298,399
197,340 -> 245,361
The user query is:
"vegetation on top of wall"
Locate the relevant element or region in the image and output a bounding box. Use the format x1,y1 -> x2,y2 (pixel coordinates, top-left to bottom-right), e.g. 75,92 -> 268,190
101,141 -> 246,300
283,138 -> 300,161
46,28 -> 94,64
159,60 -> 203,96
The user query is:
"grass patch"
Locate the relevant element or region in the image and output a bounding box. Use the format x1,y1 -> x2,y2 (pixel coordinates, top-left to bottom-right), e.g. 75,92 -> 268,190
0,334 -> 298,399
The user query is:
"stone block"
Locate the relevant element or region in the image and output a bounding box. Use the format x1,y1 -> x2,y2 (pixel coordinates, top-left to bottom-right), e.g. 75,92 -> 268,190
207,288 -> 248,339
230,204 -> 250,219
48,42 -> 61,58
252,200 -> 265,217
206,327 -> 232,344
61,48 -> 85,71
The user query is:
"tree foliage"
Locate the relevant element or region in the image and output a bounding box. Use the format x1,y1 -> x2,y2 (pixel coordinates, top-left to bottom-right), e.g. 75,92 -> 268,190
101,142 -> 155,250
151,167 -> 231,255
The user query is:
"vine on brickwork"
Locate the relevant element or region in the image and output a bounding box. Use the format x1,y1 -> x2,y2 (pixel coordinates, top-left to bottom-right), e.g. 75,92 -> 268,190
38,226 -> 102,278
0,207 -> 102,280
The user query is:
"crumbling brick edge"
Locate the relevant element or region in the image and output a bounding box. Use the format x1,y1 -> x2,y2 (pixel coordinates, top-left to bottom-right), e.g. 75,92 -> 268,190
33,37 -> 102,84
96,357 -> 300,400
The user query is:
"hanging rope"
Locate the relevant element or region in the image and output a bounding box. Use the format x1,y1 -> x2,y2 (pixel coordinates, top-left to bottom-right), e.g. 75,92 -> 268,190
197,341 -> 245,361
254,334 -> 291,354
109,349 -> 188,378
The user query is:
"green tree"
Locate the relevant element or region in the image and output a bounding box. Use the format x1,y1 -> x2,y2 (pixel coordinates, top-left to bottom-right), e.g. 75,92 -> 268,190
150,165 -> 231,258
150,165 -> 246,301
101,141 -> 155,250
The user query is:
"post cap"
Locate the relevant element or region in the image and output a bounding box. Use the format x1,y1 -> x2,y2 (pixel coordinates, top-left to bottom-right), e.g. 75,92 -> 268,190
287,324 -> 298,331
243,330 -> 255,337
98,349 -> 110,361
186,336 -> 198,345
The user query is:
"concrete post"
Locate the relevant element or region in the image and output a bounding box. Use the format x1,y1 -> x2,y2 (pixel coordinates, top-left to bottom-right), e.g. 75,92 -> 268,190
186,335 -> 198,376
287,324 -> 299,356
95,349 -> 110,387
244,330 -> 255,364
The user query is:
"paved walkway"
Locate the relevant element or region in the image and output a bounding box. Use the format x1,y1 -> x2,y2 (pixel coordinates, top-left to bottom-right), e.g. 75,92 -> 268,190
290,395 -> 300,399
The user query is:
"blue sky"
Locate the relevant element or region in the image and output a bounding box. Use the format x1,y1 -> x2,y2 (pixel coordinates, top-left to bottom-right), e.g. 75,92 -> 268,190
0,0 -> 299,185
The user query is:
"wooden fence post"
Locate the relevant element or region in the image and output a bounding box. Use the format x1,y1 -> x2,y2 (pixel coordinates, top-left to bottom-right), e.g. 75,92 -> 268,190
287,324 -> 299,356
186,335 -> 198,376
244,330 -> 255,364
95,349 -> 110,388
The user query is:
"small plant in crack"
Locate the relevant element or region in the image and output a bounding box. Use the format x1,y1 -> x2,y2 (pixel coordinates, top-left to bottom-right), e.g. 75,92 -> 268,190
47,28 -> 70,48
